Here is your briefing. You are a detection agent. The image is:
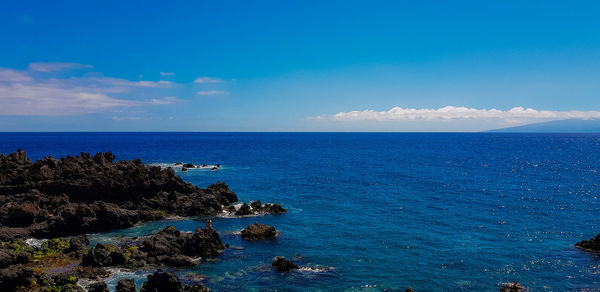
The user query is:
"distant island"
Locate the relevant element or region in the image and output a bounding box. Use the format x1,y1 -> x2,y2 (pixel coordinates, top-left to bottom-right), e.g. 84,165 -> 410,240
489,119 -> 600,133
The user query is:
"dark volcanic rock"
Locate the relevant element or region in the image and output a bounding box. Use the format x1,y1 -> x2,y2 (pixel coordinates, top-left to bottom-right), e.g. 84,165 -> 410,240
140,270 -> 208,292
500,282 -> 527,292
0,150 -> 238,240
0,264 -> 34,291
140,226 -> 224,265
72,266 -> 111,279
81,243 -> 122,267
576,234 -> 600,252
241,223 -> 279,241
116,278 -> 137,292
272,256 -> 298,272
262,203 -> 287,214
67,235 -> 90,257
0,244 -> 29,269
406,287 -> 417,292
81,226 -> 224,269
88,281 -> 110,292
139,270 -> 184,292
234,203 -> 252,216
231,201 -> 287,216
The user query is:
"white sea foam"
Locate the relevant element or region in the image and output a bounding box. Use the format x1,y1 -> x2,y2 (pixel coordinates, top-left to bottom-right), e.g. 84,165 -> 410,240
298,266 -> 336,273
220,230 -> 242,236
25,238 -> 47,248
99,267 -> 152,291
148,162 -> 223,171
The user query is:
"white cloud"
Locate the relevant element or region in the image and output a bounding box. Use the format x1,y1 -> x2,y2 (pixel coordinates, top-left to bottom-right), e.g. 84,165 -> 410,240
328,106 -> 600,124
160,72 -> 175,76
194,76 -> 222,83
89,77 -> 174,88
0,83 -> 138,115
0,63 -> 181,116
196,90 -> 227,96
0,68 -> 32,82
28,62 -> 93,72
147,96 -> 180,105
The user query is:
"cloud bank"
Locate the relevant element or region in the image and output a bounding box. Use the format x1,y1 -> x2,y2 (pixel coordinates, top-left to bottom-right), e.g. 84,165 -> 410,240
328,106 -> 600,124
28,62 -> 93,72
0,63 -> 180,116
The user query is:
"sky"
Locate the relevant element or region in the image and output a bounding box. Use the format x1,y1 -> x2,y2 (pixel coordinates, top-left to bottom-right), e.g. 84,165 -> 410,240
0,0 -> 599,132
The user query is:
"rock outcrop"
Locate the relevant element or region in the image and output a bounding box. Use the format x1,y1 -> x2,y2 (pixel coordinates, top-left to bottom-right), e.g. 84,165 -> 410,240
116,278 -> 137,292
500,282 -> 527,292
272,256 -> 298,272
0,150 -> 238,240
241,223 -> 280,241
229,201 -> 287,216
0,264 -> 34,291
81,226 -> 225,269
576,234 -> 600,252
88,281 -> 110,292
139,270 -> 209,292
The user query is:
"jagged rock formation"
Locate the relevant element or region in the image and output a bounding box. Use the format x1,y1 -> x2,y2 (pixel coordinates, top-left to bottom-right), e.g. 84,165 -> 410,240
0,150 -> 238,240
139,270 -> 209,292
226,201 -> 287,216
116,278 -> 137,292
81,226 -> 224,268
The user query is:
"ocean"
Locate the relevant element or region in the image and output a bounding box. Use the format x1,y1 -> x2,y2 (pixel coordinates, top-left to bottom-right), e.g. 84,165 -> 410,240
1,132 -> 599,291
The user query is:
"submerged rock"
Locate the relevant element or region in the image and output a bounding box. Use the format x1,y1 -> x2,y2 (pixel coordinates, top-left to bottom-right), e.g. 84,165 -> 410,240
576,234 -> 600,252
406,288 -> 417,292
0,150 -> 238,240
241,223 -> 279,241
271,256 -> 298,272
500,282 -> 527,292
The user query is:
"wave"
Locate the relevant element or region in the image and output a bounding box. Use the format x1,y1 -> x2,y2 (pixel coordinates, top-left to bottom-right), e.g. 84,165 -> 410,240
297,266 -> 336,273
148,162 -> 223,171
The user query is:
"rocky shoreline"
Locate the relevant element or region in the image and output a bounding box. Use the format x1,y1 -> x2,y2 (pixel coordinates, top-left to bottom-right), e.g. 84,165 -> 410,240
0,150 -> 240,241
0,150 -> 288,291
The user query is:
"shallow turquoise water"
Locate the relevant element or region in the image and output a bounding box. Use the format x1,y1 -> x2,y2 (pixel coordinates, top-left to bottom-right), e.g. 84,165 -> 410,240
2,132 -> 600,291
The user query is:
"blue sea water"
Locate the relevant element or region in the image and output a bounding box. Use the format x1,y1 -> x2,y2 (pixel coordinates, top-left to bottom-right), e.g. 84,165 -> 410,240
1,132 -> 600,291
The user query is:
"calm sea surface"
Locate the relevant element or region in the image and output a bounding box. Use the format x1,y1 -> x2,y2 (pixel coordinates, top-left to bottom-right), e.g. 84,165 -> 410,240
1,132 -> 600,291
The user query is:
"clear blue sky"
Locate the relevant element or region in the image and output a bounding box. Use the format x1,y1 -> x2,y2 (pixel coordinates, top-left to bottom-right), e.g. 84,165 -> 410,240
1,0 -> 599,131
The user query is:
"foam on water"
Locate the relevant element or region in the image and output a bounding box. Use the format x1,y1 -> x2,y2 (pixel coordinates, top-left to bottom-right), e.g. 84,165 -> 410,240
148,162 -> 223,171
25,238 -> 47,248
297,266 -> 336,273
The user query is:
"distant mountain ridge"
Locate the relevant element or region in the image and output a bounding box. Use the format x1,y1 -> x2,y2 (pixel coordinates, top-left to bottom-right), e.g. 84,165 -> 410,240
489,119 -> 600,133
